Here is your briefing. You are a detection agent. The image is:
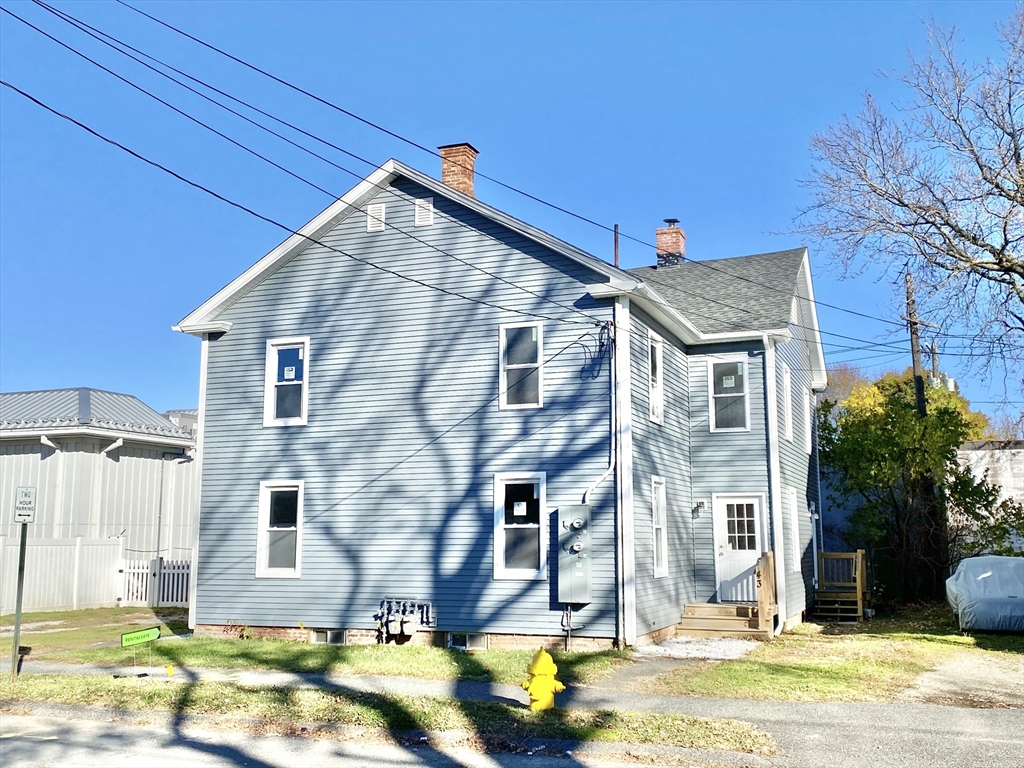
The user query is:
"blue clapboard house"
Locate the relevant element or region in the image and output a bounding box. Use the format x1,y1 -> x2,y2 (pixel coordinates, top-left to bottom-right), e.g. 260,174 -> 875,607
175,144 -> 827,648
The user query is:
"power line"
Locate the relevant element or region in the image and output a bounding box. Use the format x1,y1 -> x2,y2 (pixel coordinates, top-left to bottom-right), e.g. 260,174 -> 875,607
0,79 -> 600,327
109,0 -> 995,341
15,3 -> 1021,358
11,1 -> 607,327
18,1 -> 908,354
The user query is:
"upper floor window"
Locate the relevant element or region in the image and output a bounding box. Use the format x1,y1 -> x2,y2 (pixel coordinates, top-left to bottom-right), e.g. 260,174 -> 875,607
256,480 -> 304,578
500,323 -> 543,409
264,337 -> 310,427
709,358 -> 749,432
493,472 -> 547,580
782,362 -> 793,442
366,202 -> 385,232
649,331 -> 664,424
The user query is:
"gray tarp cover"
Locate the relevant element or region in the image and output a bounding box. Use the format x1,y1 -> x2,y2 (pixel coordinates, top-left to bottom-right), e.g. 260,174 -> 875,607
946,556 -> 1024,631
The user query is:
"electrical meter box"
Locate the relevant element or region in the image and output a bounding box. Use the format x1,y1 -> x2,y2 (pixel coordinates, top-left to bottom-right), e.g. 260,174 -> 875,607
558,504 -> 591,604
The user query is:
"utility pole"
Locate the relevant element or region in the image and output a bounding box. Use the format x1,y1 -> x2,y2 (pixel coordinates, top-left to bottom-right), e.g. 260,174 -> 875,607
906,273 -> 927,418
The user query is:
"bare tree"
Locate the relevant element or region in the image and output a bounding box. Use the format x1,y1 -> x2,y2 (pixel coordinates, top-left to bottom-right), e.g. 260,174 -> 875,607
798,10 -> 1023,391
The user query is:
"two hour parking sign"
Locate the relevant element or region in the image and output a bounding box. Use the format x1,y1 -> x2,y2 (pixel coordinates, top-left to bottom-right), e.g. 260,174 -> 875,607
14,487 -> 36,523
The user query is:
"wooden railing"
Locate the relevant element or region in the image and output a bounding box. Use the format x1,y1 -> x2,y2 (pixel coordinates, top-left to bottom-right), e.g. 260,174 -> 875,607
754,550 -> 777,633
817,549 -> 867,618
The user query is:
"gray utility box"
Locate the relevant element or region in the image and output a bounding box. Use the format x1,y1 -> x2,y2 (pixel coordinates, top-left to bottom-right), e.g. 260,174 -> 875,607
558,504 -> 592,604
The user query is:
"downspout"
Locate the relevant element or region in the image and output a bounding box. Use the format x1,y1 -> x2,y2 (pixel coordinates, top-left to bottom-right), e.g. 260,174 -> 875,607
763,334 -> 787,635
583,322 -> 615,506
615,297 -> 636,646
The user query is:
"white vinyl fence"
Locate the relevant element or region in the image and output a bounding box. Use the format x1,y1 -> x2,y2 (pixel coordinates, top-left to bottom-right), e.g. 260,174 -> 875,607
0,537 -> 191,614
0,537 -> 124,614
121,557 -> 190,608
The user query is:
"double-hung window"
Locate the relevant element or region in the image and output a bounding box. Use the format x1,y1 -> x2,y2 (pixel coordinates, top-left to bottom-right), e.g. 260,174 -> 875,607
256,480 -> 303,578
493,472 -> 546,580
709,358 -> 749,431
500,323 -> 543,409
652,476 -> 668,578
264,337 -> 310,427
649,331 -> 664,424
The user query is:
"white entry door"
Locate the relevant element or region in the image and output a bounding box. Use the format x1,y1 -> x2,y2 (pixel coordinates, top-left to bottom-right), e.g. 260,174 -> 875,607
713,496 -> 763,602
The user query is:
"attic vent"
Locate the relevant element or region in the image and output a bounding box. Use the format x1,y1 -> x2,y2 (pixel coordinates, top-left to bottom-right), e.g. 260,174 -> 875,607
366,202 -> 385,232
414,197 -> 434,227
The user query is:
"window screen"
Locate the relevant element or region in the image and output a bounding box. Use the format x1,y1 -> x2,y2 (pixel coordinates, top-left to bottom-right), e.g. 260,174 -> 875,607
503,482 -> 540,570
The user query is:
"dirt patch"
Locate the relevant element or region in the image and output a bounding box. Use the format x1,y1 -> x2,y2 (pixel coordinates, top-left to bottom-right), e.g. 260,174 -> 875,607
898,652 -> 1024,709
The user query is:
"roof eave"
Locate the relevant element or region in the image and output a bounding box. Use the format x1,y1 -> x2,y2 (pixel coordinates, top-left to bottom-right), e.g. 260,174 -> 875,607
589,282 -> 784,345
0,425 -> 194,448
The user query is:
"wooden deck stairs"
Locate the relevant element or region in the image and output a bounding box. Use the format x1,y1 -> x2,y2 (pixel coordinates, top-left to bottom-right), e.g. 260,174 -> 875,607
676,551 -> 777,640
813,550 -> 869,622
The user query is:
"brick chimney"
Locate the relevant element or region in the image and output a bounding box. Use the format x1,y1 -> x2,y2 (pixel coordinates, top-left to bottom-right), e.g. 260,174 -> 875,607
655,219 -> 685,267
439,143 -> 479,198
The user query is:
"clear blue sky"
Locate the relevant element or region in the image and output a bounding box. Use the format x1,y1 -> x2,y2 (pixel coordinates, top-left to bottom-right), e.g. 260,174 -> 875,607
0,0 -> 1017,417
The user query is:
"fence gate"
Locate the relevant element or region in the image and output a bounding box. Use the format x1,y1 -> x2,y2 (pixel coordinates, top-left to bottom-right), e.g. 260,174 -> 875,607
122,557 -> 190,607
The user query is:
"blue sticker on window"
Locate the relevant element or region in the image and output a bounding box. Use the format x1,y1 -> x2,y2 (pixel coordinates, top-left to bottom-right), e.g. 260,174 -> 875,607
277,347 -> 304,383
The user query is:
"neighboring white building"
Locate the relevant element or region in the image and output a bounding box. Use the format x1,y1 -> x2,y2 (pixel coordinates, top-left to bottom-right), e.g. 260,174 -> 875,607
0,388 -> 197,612
957,440 -> 1024,551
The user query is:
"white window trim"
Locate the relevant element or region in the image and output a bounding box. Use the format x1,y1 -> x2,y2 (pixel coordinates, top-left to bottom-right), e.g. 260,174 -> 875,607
498,322 -> 544,410
366,202 -> 385,232
414,197 -> 434,227
804,387 -> 814,454
263,336 -> 311,428
782,363 -> 793,442
648,331 -> 664,424
256,479 -> 304,579
788,487 -> 801,573
652,475 -> 668,578
493,472 -> 547,580
707,355 -> 751,433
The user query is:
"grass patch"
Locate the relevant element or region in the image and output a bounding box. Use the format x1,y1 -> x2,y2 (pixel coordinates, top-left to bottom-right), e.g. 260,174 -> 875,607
646,603 -> 1022,702
0,674 -> 775,755
44,641 -> 626,686
7,613 -> 188,656
1,606 -> 187,628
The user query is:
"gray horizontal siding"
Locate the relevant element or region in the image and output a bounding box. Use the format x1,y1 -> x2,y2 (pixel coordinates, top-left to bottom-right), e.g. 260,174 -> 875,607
629,307 -> 695,636
775,300 -> 821,620
196,177 -> 618,637
688,344 -> 769,603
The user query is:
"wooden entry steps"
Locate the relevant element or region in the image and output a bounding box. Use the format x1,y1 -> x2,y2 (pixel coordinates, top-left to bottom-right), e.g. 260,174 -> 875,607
676,602 -> 776,639
813,550 -> 869,622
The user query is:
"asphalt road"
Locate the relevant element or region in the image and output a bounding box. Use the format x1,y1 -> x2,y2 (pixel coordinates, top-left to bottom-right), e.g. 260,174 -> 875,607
2,701 -> 1021,768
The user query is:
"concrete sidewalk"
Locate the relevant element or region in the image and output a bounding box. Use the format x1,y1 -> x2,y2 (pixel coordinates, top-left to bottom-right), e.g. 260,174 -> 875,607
5,659 -> 1023,768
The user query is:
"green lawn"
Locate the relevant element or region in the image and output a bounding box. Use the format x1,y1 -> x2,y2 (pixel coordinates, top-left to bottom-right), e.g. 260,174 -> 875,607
0,673 -> 776,755
643,604 -> 1023,701
4,606 -> 626,686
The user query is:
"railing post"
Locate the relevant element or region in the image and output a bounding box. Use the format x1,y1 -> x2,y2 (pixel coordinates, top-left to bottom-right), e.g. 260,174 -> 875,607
856,549 -> 865,619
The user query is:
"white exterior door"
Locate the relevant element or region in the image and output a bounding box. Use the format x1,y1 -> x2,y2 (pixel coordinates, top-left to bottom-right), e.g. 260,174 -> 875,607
713,496 -> 763,602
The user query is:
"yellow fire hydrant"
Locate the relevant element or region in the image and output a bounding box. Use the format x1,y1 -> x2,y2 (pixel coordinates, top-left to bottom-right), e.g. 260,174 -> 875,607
521,647 -> 565,711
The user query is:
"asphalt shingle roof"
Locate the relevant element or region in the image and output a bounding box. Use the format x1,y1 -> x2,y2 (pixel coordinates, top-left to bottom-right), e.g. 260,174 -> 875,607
0,388 -> 192,440
627,248 -> 806,335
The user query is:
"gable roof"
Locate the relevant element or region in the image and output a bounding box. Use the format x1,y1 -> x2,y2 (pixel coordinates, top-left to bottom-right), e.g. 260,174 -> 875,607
171,157 -> 825,387
174,159 -> 637,335
0,388 -> 193,445
627,249 -> 806,334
